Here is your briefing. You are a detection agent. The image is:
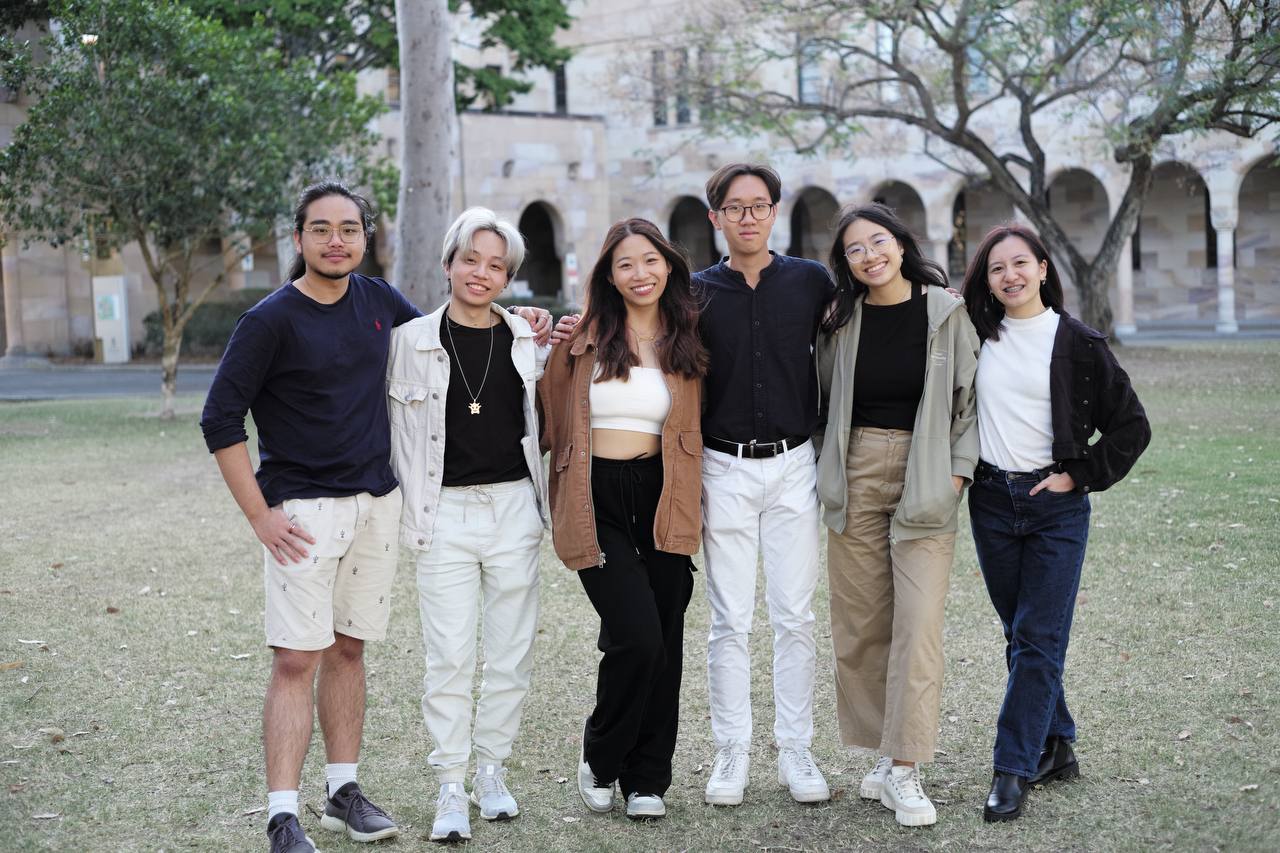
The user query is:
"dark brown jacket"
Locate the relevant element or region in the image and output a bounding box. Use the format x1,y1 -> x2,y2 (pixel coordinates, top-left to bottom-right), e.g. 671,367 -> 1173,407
537,331 -> 703,570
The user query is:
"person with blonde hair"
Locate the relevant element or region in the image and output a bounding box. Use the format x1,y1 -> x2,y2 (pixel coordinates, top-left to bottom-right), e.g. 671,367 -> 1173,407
386,207 -> 550,843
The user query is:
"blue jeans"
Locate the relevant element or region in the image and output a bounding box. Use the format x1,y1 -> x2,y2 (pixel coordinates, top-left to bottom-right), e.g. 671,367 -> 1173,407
968,463 -> 1091,778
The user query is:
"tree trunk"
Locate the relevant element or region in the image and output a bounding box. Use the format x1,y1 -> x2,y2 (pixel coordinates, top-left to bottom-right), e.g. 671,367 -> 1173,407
159,324 -> 183,421
394,0 -> 456,311
1072,260 -> 1114,338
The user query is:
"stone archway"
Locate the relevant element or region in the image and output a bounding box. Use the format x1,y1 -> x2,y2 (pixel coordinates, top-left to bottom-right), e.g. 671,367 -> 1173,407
1133,162 -> 1215,326
668,195 -> 718,271
947,180 -> 1014,283
787,186 -> 839,261
518,201 -> 563,299
1235,159 -> 1280,327
1047,168 -> 1110,313
870,180 -> 927,241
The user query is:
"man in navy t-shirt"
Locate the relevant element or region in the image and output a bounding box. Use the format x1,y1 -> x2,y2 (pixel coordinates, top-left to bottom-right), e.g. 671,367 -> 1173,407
201,182 -> 417,852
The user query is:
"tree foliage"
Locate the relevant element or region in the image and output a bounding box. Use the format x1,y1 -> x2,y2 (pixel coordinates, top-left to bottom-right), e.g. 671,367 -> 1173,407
185,0 -> 571,110
0,1 -> 49,32
0,0 -> 383,414
687,0 -> 1280,335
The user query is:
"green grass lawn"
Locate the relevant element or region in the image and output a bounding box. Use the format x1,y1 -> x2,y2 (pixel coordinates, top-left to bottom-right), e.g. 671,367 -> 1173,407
2,341 -> 1277,851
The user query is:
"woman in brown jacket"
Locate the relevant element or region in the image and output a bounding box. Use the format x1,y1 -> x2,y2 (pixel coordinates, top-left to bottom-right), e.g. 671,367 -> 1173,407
538,218 -> 707,821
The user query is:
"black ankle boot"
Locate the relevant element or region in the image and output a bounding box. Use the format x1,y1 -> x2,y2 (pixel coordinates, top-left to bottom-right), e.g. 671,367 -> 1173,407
984,771 -> 1028,822
1030,737 -> 1080,786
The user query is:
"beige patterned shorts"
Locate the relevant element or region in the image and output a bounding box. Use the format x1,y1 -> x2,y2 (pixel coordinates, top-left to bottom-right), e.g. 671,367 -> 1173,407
263,487 -> 402,650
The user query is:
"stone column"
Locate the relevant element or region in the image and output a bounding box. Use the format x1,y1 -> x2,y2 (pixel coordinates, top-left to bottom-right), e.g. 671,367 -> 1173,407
1114,237 -> 1137,336
1,235 -> 26,356
1214,225 -> 1238,333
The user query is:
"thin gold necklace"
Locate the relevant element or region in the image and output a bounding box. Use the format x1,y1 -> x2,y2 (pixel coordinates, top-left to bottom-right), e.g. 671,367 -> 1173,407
628,324 -> 659,343
445,311 -> 494,415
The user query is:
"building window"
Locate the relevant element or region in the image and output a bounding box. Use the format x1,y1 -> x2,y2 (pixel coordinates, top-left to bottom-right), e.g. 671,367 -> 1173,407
1131,220 -> 1142,271
386,68 -> 400,109
797,38 -> 823,105
674,49 -> 691,125
698,49 -> 715,120
652,50 -> 667,126
554,64 -> 567,114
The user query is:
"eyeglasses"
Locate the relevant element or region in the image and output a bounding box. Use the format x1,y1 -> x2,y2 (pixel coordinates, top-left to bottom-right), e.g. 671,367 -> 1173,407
717,202 -> 775,223
302,224 -> 365,243
844,234 -> 896,263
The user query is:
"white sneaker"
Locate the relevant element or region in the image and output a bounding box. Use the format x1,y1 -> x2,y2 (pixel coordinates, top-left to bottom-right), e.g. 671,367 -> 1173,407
777,746 -> 830,803
470,764 -> 518,820
577,743 -> 615,813
625,792 -> 666,820
704,745 -> 750,806
430,782 -> 472,842
859,756 -> 893,800
880,765 -> 937,827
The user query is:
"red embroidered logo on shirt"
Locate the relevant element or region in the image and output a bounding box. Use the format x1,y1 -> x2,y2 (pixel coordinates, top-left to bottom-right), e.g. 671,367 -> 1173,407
375,319 -> 383,331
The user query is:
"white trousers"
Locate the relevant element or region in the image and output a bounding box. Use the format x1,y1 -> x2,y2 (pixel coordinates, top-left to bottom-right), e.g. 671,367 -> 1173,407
415,478 -> 543,782
701,441 -> 821,749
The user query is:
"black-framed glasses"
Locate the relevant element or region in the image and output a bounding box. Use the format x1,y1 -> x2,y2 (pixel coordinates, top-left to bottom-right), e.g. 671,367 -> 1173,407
302,224 -> 365,243
717,202 -> 775,223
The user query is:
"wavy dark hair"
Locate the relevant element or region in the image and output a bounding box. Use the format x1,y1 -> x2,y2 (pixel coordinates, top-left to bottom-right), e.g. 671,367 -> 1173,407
960,223 -> 1065,342
577,218 -> 708,381
822,202 -> 948,335
286,181 -> 377,281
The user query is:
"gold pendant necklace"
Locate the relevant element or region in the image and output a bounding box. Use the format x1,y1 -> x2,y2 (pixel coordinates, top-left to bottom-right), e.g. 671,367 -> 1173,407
445,312 -> 494,415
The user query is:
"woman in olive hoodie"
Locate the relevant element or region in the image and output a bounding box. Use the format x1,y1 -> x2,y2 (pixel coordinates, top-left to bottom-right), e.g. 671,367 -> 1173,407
815,203 -> 979,828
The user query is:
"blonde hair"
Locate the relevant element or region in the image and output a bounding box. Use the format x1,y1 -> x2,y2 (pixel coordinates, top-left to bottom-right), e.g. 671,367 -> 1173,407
440,207 -> 526,277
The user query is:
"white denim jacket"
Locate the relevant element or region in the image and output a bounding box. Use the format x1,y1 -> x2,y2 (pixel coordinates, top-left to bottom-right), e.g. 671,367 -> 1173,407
386,302 -> 550,552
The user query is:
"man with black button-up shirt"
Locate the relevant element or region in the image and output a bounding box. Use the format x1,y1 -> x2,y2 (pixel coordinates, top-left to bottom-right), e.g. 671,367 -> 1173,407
696,164 -> 834,808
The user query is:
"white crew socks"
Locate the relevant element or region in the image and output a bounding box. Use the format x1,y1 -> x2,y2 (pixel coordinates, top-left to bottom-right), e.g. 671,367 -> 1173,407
325,762 -> 358,798
267,789 -> 299,820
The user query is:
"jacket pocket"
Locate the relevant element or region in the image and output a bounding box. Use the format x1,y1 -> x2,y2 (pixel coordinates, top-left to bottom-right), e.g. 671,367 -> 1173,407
896,437 -> 961,527
555,442 -> 574,473
678,430 -> 703,458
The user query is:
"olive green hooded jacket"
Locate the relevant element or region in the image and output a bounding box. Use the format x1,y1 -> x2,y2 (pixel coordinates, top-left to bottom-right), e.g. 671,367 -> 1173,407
814,286 -> 980,542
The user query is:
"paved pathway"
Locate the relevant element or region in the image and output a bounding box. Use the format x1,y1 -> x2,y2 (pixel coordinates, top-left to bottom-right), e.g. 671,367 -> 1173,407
0,361 -> 216,401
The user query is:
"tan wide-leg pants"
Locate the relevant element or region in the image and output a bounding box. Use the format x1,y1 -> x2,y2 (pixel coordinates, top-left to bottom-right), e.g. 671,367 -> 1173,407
827,427 -> 955,764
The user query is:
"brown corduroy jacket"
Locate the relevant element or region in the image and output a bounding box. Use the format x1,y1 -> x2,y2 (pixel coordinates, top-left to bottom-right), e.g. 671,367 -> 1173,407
537,330 -> 703,570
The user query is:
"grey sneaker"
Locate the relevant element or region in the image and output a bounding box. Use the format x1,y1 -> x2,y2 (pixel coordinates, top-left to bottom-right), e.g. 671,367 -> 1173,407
777,746 -> 830,803
267,813 -> 318,853
704,745 -> 750,806
320,782 -> 399,842
625,792 -> 666,820
859,756 -> 893,800
470,764 -> 518,820
430,783 -> 472,842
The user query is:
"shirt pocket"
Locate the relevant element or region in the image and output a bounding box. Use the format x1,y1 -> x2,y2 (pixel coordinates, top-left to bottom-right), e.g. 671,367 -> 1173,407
555,442 -> 574,474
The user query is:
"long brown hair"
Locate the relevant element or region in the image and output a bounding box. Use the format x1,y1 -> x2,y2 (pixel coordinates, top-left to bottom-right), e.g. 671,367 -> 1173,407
960,223 -> 1065,342
578,218 -> 708,381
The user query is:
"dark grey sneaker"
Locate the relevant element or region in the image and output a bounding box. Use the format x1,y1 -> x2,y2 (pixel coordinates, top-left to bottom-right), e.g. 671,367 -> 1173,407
267,813 -> 318,853
320,782 -> 399,842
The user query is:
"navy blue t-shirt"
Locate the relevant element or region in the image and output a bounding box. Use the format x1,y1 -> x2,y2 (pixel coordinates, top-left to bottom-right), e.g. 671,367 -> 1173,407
200,274 -> 422,506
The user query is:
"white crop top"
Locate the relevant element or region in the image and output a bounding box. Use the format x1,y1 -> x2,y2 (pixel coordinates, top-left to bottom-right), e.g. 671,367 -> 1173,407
589,366 -> 671,435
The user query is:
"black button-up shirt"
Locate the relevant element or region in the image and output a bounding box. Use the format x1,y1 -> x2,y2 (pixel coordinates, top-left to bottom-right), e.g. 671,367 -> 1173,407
694,253 -> 834,444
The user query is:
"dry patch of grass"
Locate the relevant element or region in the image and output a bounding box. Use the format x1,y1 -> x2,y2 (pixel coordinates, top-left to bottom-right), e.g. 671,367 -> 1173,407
2,343 -> 1278,851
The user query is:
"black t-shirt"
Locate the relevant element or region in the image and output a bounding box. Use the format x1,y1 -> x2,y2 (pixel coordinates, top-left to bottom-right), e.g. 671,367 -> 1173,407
852,282 -> 928,431
439,313 -> 529,486
199,274 -> 421,506
693,253 -> 834,443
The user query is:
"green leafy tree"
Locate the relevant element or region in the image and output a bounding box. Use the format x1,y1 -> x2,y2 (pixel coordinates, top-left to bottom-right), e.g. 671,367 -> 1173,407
0,0 -> 384,416
689,0 -> 1280,336
186,0 -> 570,110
